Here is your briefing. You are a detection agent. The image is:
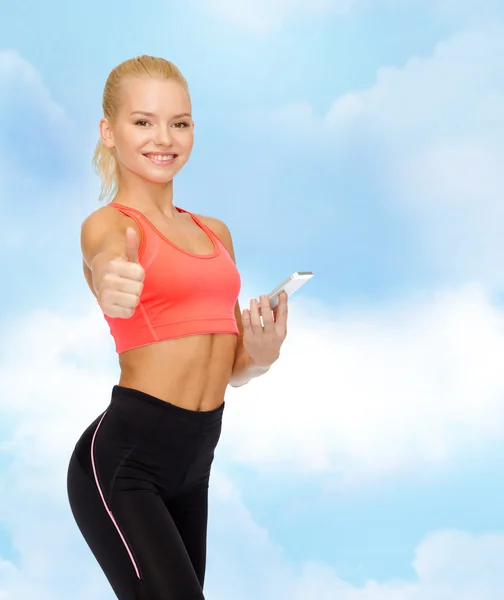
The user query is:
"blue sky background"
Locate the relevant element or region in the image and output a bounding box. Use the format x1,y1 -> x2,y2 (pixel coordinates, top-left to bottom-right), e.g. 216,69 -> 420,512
1,1 -> 504,598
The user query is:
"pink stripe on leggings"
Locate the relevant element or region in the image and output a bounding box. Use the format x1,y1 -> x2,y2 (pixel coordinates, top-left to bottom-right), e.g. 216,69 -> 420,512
91,410 -> 141,580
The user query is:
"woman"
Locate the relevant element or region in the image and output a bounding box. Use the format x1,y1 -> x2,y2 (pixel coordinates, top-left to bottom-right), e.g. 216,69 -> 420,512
66,55 -> 288,600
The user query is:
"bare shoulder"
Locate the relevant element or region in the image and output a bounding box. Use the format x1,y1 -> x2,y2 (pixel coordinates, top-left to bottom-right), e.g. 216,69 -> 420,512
81,204 -> 130,234
196,214 -> 232,238
80,205 -> 141,267
196,214 -> 235,259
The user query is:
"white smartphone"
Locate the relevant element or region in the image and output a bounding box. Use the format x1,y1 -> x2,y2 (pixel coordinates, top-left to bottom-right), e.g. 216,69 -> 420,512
260,271 -> 314,312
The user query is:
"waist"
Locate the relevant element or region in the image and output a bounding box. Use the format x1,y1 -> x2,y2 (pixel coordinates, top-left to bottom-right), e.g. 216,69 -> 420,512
110,385 -> 225,427
117,334 -> 237,410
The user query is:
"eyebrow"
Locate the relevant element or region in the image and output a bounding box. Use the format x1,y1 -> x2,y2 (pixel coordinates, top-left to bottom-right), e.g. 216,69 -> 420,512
129,111 -> 192,119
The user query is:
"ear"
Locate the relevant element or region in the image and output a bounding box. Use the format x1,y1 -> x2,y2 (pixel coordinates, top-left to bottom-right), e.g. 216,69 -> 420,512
99,118 -> 115,149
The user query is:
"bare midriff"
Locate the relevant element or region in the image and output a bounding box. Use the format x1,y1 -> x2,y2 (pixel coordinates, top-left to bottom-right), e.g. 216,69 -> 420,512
84,262 -> 237,411
117,334 -> 237,411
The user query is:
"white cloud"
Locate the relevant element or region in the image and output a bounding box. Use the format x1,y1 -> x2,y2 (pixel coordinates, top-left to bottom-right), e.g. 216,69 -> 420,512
0,49 -> 77,199
207,474 -> 504,600
198,0 -> 355,33
0,50 -> 65,122
223,283 -> 504,483
0,49 -> 90,274
208,473 -> 504,599
0,310 -> 122,600
260,24 -> 504,287
197,0 -> 500,33
428,0 -> 502,23
0,49 -> 68,163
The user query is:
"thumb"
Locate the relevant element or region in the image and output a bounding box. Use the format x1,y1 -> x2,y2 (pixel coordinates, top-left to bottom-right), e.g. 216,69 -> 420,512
124,227 -> 140,263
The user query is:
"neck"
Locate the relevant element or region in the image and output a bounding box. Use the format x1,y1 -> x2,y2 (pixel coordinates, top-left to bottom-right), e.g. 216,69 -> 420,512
113,174 -> 178,218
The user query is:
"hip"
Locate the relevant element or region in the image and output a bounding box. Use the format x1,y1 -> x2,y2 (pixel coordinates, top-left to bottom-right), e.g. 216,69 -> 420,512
71,385 -> 224,497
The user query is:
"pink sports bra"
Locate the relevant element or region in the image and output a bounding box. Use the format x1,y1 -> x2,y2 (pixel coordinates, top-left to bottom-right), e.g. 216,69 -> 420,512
99,202 -> 241,353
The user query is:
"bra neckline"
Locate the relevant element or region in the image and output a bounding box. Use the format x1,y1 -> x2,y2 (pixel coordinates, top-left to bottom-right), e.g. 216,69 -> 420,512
109,202 -> 220,260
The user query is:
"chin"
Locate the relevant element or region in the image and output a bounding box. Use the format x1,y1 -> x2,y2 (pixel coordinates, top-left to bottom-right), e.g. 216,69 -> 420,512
142,172 -> 176,184
135,162 -> 180,182
121,158 -> 186,185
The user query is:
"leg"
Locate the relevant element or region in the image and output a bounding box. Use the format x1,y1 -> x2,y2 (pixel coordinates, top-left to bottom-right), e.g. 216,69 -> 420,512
67,449 -> 142,600
165,484 -> 209,588
109,484 -> 205,600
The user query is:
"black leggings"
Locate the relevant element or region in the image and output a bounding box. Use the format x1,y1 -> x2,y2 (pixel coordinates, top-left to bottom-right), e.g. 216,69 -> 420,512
66,385 -> 223,600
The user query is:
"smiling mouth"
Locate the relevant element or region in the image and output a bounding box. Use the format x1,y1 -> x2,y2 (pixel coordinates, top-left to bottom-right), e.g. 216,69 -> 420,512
143,153 -> 178,164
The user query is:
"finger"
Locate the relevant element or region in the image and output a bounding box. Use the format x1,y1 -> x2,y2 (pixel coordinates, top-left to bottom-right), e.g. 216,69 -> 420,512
274,292 -> 288,337
241,308 -> 252,334
101,269 -> 144,293
124,227 -> 140,263
103,289 -> 140,310
259,295 -> 275,332
122,261 -> 145,282
114,276 -> 143,296
249,299 -> 262,333
109,257 -> 145,283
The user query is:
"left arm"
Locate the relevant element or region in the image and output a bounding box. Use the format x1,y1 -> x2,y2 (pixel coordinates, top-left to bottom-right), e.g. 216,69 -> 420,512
199,215 -> 288,388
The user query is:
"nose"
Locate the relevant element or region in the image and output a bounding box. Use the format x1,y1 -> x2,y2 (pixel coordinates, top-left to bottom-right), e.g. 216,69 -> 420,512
153,124 -> 174,147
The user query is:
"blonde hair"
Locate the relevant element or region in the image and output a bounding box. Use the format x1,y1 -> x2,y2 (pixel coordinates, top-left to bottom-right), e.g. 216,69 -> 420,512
93,55 -> 190,203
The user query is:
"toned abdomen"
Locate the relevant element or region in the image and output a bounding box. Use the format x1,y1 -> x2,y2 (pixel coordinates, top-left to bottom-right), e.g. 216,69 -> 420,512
117,333 -> 237,411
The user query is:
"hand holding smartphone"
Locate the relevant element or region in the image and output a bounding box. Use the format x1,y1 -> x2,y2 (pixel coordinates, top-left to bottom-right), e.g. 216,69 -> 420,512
258,271 -> 314,314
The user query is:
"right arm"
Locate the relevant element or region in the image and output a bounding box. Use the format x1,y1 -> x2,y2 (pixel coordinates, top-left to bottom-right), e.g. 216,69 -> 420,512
80,208 -> 144,318
81,208 -> 130,291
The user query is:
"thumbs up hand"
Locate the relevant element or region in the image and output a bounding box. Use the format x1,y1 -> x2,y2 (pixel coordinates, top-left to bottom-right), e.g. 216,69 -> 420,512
97,227 -> 145,319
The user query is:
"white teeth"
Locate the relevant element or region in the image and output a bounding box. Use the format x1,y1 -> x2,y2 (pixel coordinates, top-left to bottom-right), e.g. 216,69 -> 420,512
147,154 -> 175,161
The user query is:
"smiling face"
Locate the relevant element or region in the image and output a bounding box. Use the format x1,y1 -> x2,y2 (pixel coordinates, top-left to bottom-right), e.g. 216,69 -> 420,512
100,76 -> 194,187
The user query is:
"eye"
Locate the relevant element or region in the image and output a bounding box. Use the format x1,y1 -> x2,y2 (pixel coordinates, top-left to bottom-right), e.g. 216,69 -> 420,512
173,121 -> 191,129
135,119 -> 150,127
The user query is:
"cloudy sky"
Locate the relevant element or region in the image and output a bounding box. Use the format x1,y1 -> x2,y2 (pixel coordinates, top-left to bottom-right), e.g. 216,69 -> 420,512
1,0 -> 504,598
